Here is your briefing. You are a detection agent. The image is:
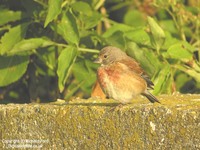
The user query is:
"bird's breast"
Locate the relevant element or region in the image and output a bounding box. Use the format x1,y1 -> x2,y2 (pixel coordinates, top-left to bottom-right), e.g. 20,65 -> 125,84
97,65 -> 121,87
97,63 -> 147,102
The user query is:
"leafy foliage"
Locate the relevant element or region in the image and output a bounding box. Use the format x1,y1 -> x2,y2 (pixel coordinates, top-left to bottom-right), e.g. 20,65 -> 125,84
0,0 -> 199,103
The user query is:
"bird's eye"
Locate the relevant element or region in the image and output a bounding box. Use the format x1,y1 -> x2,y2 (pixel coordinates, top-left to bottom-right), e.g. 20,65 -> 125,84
104,55 -> 107,58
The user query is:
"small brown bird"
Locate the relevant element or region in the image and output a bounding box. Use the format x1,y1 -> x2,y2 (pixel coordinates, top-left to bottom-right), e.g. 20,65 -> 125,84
94,46 -> 160,104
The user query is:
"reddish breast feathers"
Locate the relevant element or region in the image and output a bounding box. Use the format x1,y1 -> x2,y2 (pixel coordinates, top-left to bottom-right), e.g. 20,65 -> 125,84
97,63 -> 121,88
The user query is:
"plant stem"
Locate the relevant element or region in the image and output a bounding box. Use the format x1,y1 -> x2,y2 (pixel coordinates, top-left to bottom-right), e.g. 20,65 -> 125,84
55,43 -> 99,53
61,0 -> 69,8
78,48 -> 99,53
34,0 -> 47,7
95,0 -> 105,10
165,8 -> 186,41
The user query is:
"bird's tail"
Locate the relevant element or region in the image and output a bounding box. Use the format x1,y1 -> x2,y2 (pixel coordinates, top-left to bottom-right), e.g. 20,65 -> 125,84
142,91 -> 160,103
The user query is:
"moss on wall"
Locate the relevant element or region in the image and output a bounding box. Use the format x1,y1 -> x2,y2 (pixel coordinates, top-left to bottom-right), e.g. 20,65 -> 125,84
0,94 -> 200,149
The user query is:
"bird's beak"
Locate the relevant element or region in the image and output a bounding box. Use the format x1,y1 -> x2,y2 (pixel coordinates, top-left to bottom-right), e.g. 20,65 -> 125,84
94,57 -> 102,64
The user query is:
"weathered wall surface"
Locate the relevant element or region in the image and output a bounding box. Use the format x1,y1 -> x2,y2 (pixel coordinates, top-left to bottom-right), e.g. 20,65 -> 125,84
0,94 -> 200,149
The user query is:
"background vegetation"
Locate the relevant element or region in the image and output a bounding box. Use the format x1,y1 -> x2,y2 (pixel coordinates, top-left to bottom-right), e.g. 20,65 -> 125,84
0,0 -> 199,103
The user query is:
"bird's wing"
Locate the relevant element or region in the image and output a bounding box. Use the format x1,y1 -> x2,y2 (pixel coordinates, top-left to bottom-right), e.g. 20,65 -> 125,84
118,58 -> 154,89
118,58 -> 144,74
141,74 -> 154,89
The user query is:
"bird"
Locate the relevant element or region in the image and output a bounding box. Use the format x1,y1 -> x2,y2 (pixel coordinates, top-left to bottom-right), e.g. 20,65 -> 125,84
94,46 -> 160,104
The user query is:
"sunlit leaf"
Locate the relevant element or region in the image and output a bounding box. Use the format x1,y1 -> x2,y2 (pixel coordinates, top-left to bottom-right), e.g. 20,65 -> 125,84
83,11 -> 102,29
0,55 -> 29,87
161,31 -> 179,50
44,0 -> 62,27
159,20 -> 178,35
153,64 -> 171,94
0,9 -> 23,26
104,31 -> 126,49
167,42 -> 193,60
9,38 -> 54,54
147,17 -> 165,52
127,42 -> 161,76
103,23 -> 132,38
57,11 -> 79,45
124,28 -> 152,47
71,1 -> 92,15
72,2 -> 102,29
175,64 -> 200,82
124,10 -> 146,27
0,23 -> 29,55
57,46 -> 77,92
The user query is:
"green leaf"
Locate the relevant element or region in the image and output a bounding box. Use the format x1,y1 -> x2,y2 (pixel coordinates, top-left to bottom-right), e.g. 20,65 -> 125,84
159,20 -> 178,35
104,31 -> 126,49
72,59 -> 97,94
127,42 -> 161,76
64,80 -> 85,100
20,0 -> 42,15
103,23 -> 133,38
0,55 -> 29,87
161,31 -> 179,50
124,28 -> 152,47
103,20 -> 133,48
175,65 -> 200,82
57,11 -> 79,45
57,46 -> 77,92
36,46 -> 58,72
44,0 -> 62,27
167,42 -> 193,60
123,10 -> 146,27
9,38 -> 54,54
175,73 -> 191,91
180,41 -> 196,52
83,11 -> 102,29
152,64 -> 171,94
0,9 -> 23,26
147,17 -> 165,52
71,1 -> 92,15
71,2 -> 101,29
0,23 -> 29,55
